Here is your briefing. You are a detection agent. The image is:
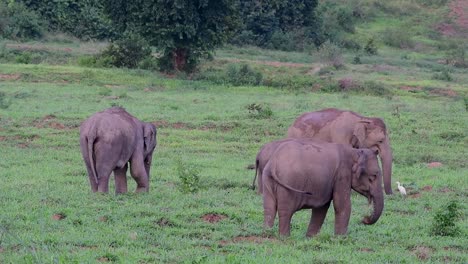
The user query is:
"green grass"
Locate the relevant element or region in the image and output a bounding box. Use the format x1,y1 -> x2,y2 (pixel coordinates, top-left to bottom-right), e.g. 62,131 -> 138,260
0,55 -> 467,263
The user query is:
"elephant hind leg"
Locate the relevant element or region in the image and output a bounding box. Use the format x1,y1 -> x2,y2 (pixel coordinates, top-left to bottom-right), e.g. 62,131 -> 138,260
263,189 -> 277,229
278,209 -> 294,237
306,202 -> 331,237
114,164 -> 128,194
84,162 -> 98,192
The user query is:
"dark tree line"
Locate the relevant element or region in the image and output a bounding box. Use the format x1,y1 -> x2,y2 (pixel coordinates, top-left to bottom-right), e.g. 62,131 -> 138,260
1,0 -> 356,71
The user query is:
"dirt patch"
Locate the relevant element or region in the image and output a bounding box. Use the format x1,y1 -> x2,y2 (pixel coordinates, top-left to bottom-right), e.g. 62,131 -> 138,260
79,245 -> 98,250
202,213 -> 227,224
0,247 -> 4,253
155,218 -> 173,227
220,235 -> 277,246
224,58 -> 311,68
438,187 -> 453,193
409,192 -> 422,199
97,257 -> 110,262
98,216 -> 108,222
427,162 -> 443,168
400,86 -> 423,92
422,185 -> 433,191
52,213 -> 66,221
0,73 -> 21,81
34,115 -> 68,130
411,246 -> 433,261
428,88 -> 458,97
359,248 -> 375,252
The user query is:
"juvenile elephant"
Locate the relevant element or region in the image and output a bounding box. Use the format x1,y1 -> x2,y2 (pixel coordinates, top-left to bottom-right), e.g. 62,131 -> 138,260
79,107 -> 157,193
262,139 -> 384,237
287,108 -> 393,195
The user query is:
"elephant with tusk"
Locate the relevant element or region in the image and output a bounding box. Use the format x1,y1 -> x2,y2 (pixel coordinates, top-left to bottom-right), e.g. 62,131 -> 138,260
262,139 -> 384,237
287,108 -> 394,195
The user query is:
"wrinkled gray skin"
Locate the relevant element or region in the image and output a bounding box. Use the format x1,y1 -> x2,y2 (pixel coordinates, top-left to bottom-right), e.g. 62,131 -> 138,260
263,139 -> 384,237
79,107 -> 157,194
287,108 -> 393,195
253,139 -> 293,194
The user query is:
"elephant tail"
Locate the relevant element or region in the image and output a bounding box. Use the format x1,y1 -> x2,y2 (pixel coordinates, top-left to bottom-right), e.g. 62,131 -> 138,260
270,168 -> 313,196
252,158 -> 259,190
87,135 -> 98,185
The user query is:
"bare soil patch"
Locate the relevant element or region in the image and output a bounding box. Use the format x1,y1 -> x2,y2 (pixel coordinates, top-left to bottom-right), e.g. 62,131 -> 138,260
411,246 -> 433,261
34,115 -> 68,130
155,218 -> 173,227
152,120 -> 233,132
97,257 -> 110,262
400,86 -> 423,92
427,162 -> 443,168
428,88 -> 458,98
52,213 -> 66,220
422,185 -> 433,191
359,248 -> 375,252
201,213 -> 227,224
409,193 -> 422,199
438,187 -> 453,193
0,73 -> 21,81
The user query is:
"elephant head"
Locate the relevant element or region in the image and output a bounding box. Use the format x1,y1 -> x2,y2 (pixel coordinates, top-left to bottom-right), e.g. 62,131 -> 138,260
351,149 -> 384,225
351,117 -> 393,195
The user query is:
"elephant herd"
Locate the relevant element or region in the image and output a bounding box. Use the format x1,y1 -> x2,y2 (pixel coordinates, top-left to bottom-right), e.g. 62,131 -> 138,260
79,107 -> 393,237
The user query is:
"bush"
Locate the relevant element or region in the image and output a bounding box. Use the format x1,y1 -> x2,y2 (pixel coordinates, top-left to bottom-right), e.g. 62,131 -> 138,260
316,40 -> 344,69
225,64 -> 263,86
381,28 -> 414,49
0,91 -> 11,109
0,1 -> 45,40
176,159 -> 201,194
97,33 -> 152,69
430,200 -> 462,236
364,37 -> 378,55
246,103 -> 273,119
445,43 -> 467,68
432,69 -> 453,81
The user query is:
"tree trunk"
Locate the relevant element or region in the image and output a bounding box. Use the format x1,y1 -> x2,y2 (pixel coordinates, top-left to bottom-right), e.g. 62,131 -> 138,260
173,48 -> 187,71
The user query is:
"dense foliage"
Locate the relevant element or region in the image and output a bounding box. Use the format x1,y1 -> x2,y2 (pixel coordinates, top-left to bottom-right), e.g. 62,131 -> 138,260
102,0 -> 239,72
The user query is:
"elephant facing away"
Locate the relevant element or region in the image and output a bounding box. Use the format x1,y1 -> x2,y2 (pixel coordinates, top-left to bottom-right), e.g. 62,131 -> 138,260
79,107 -> 157,193
253,139 -> 293,194
287,108 -> 393,195
262,139 -> 384,237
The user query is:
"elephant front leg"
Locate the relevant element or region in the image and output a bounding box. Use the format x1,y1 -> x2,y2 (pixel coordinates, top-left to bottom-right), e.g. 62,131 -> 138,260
333,194 -> 351,235
130,158 -> 149,192
114,164 -> 128,194
306,202 -> 331,237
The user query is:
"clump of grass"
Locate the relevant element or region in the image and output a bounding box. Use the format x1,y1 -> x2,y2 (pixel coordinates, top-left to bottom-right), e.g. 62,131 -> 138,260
246,103 -> 273,119
0,91 -> 11,109
176,159 -> 201,193
316,40 -> 344,69
98,87 -> 112,96
364,37 -> 378,55
430,200 -> 462,237
226,64 -> 263,86
431,69 -> 453,81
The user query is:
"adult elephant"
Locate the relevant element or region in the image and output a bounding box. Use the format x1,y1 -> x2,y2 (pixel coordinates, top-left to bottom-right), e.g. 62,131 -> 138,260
287,108 -> 393,195
80,107 -> 157,193
262,139 -> 384,236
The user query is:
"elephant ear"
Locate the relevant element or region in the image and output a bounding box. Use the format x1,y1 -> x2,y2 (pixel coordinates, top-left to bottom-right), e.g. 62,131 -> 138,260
352,149 -> 367,179
143,123 -> 157,153
351,121 -> 369,148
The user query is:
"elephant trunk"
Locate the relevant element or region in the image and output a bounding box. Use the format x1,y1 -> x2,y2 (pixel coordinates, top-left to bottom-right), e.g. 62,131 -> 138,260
362,186 -> 384,225
379,139 -> 393,195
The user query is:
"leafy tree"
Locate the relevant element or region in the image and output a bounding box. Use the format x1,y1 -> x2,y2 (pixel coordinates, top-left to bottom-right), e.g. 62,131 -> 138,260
103,0 -> 239,72
19,0 -> 113,40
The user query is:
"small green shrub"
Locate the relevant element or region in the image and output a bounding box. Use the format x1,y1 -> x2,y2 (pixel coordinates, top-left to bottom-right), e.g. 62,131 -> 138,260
176,159 -> 201,193
0,91 -> 11,109
97,32 -> 152,69
430,200 -> 462,237
15,52 -> 32,64
226,64 -> 263,86
464,97 -> 468,112
246,103 -> 273,119
445,43 -> 467,68
316,40 -> 344,69
381,28 -> 414,49
98,88 -> 112,96
352,55 -> 361,64
364,37 -> 378,55
431,69 -> 453,82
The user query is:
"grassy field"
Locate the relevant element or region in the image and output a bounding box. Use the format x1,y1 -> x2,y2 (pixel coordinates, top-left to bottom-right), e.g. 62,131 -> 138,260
0,48 -> 467,263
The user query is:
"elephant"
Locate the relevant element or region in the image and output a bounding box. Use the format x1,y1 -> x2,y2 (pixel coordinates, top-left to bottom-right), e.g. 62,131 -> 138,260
262,139 -> 384,237
253,139 -> 293,194
79,107 -> 157,193
287,108 -> 393,195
